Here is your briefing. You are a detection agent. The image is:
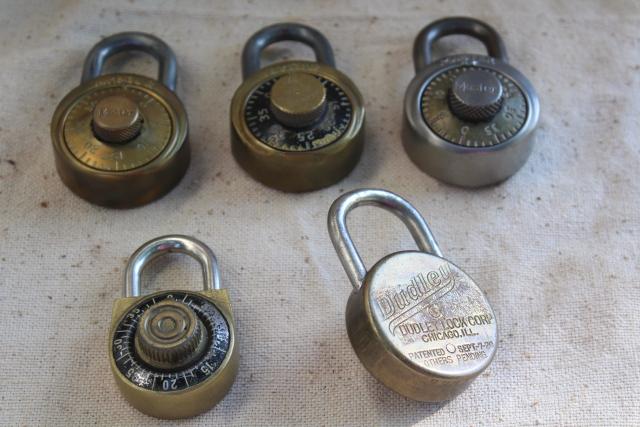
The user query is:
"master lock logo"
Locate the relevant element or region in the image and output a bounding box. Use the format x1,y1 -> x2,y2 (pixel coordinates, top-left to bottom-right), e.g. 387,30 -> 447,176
453,78 -> 501,95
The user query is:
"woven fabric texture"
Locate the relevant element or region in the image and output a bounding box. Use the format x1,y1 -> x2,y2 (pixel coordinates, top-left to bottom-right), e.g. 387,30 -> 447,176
0,0 -> 639,425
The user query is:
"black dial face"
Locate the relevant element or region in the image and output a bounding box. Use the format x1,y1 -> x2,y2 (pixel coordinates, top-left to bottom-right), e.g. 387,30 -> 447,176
112,292 -> 230,392
244,76 -> 353,151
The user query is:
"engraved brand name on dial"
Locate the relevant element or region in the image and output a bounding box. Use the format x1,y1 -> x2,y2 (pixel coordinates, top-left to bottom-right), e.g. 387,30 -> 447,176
96,107 -> 136,117
454,80 -> 499,93
91,75 -> 149,88
439,54 -> 497,66
375,264 -> 455,335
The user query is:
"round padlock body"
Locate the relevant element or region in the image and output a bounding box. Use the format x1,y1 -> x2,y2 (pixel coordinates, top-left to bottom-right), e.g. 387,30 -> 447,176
404,54 -> 539,187
110,290 -> 237,419
231,61 -> 365,192
51,73 -> 189,207
346,251 -> 497,401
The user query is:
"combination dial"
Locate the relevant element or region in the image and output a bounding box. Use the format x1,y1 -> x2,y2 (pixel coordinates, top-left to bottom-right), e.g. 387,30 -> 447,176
230,23 -> 365,192
63,84 -> 173,172
50,33 -> 189,207
244,74 -> 353,152
421,65 -> 528,148
112,292 -> 230,392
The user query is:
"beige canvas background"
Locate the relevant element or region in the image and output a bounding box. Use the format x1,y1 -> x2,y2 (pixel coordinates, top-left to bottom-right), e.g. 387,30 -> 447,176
1,0 -> 639,425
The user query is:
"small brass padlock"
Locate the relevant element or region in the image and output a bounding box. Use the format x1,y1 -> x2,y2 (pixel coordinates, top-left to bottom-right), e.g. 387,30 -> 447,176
328,189 -> 497,401
51,32 -> 189,207
109,236 -> 238,419
403,17 -> 540,187
230,23 -> 365,192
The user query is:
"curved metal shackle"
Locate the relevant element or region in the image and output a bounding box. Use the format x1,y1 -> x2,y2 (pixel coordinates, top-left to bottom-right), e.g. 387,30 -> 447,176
241,22 -> 335,79
328,189 -> 443,290
124,235 -> 221,298
413,17 -> 508,73
81,32 -> 178,91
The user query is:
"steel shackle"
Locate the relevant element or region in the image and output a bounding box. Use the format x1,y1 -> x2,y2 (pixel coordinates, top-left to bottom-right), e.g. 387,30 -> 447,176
328,189 -> 443,290
413,16 -> 508,73
81,32 -> 178,91
241,22 -> 335,79
124,235 -> 221,298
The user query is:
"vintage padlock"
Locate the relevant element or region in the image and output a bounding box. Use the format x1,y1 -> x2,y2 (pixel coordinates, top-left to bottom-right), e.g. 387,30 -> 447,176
403,17 -> 540,187
51,32 -> 189,207
109,235 -> 238,419
328,189 -> 497,401
230,23 -> 365,192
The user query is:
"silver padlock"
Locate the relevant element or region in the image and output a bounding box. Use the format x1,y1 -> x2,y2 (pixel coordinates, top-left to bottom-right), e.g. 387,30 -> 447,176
328,189 -> 497,401
403,17 -> 540,187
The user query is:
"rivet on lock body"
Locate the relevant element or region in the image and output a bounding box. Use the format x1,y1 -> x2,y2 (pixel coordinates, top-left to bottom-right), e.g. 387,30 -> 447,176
51,33 -> 189,207
328,189 -> 497,401
109,236 -> 238,419
403,17 -> 540,187
230,23 -> 365,192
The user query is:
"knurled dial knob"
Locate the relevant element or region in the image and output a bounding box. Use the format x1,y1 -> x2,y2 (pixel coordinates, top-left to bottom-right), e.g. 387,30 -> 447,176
269,72 -> 327,128
92,95 -> 143,143
134,299 -> 208,370
448,69 -> 504,122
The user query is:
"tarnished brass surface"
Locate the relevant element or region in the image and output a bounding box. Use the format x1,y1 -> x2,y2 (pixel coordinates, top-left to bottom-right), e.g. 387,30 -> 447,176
346,251 -> 497,401
230,61 -> 365,192
92,95 -> 143,143
51,73 -> 189,208
269,72 -> 327,128
109,290 -> 238,419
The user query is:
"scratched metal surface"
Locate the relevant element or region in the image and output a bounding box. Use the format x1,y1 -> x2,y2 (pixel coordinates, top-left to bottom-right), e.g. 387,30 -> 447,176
0,0 -> 639,425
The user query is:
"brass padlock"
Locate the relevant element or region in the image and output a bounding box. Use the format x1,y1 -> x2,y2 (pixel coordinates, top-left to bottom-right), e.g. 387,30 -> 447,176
51,32 -> 189,207
230,22 -> 365,192
403,17 -> 540,187
328,189 -> 497,401
109,235 -> 238,419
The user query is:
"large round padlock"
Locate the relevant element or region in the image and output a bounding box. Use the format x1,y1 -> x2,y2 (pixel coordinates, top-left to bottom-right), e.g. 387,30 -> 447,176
109,235 -> 238,419
51,32 -> 189,208
328,189 -> 497,402
230,22 -> 365,192
403,17 -> 540,187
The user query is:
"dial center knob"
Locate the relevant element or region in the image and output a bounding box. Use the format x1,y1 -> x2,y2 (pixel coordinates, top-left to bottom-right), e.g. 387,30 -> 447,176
449,69 -> 504,122
92,95 -> 143,143
135,300 -> 208,370
269,72 -> 327,128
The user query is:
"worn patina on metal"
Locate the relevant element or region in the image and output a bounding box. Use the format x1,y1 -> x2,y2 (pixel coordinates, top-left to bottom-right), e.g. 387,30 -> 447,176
231,23 -> 365,192
51,32 -> 189,207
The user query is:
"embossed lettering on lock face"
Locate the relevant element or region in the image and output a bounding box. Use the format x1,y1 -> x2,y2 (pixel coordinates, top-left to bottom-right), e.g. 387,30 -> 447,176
366,252 -> 496,376
328,189 -> 498,402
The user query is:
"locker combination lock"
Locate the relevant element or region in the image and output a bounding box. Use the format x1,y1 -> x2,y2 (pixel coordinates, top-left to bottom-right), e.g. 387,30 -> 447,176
230,22 -> 365,192
109,236 -> 238,419
328,189 -> 497,402
51,32 -> 189,207
403,17 -> 539,187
